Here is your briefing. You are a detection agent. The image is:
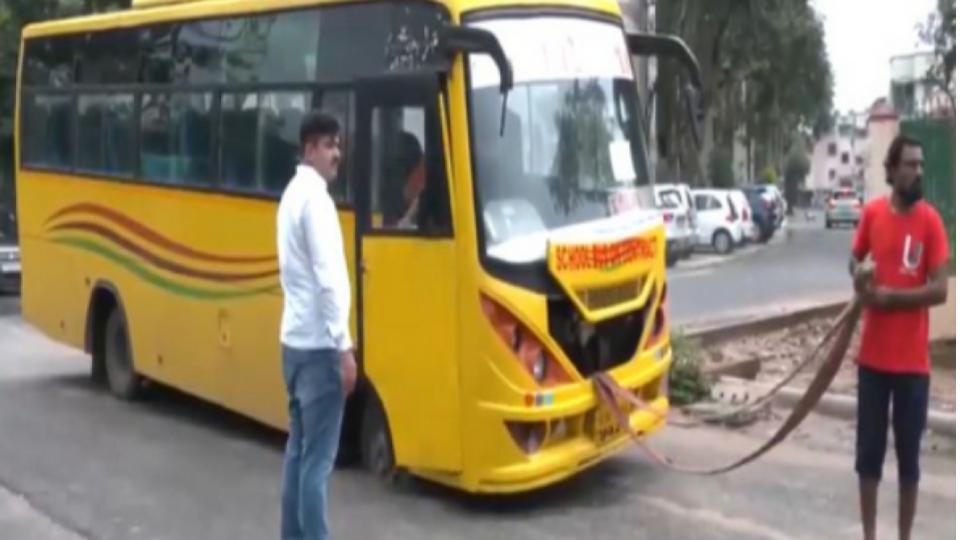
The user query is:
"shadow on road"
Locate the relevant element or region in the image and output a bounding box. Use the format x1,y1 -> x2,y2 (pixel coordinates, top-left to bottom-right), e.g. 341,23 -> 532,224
36,370 -> 288,451
32,366 -> 662,514
389,449 -> 659,516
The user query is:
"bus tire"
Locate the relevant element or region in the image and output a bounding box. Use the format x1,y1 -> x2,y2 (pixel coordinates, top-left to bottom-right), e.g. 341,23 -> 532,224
360,394 -> 395,482
103,308 -> 143,400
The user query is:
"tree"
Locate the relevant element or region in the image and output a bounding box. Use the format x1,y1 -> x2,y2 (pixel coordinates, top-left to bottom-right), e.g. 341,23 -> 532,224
760,165 -> 778,185
708,146 -> 734,188
655,0 -> 833,186
918,0 -> 956,115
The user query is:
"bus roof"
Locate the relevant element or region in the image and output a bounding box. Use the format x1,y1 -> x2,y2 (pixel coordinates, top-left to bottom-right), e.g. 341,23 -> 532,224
22,0 -> 623,39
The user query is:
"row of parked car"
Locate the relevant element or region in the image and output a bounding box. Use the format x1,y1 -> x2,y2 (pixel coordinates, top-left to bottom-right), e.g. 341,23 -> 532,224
654,183 -> 787,266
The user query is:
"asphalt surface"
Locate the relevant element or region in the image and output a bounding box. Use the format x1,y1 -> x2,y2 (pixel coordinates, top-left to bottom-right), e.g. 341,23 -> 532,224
0,307 -> 955,540
668,213 -> 854,326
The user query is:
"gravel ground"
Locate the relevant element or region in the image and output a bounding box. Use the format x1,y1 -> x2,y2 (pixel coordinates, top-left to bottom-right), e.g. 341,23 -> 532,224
704,317 -> 956,413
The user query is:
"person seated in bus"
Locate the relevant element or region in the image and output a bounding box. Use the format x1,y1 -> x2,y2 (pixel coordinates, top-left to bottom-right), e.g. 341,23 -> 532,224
383,131 -> 425,229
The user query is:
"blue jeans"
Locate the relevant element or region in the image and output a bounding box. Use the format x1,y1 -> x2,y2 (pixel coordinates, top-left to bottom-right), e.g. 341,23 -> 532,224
280,346 -> 344,540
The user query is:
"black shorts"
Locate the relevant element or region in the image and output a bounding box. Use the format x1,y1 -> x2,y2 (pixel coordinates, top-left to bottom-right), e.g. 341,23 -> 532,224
856,365 -> 930,485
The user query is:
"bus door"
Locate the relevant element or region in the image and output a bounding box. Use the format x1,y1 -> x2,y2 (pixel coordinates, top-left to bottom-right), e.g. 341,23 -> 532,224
353,75 -> 460,472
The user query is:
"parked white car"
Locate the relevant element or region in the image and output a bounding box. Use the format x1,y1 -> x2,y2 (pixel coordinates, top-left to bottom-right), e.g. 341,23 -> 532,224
729,190 -> 758,242
0,206 -> 19,294
0,242 -> 19,293
654,184 -> 696,265
692,189 -> 742,254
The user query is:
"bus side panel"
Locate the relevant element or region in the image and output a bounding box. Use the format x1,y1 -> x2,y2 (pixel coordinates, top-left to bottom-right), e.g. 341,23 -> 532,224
19,171 -> 98,350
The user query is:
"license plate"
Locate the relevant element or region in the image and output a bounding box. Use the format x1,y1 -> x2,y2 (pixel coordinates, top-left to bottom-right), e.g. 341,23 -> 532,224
0,262 -> 20,274
591,403 -> 628,444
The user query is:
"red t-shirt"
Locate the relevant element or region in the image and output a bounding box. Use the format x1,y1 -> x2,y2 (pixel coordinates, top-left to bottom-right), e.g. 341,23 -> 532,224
852,197 -> 950,374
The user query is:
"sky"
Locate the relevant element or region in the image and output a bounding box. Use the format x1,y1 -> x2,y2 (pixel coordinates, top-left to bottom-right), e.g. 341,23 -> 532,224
811,0 -> 939,114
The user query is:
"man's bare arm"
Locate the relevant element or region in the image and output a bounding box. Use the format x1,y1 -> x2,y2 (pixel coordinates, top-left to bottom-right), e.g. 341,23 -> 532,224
866,263 -> 950,310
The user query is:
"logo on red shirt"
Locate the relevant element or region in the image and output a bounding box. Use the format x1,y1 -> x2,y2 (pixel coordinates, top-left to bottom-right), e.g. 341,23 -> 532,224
901,235 -> 923,276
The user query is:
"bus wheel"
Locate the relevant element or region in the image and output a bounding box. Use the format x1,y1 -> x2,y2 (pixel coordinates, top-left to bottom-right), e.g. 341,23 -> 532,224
104,309 -> 143,400
360,395 -> 395,482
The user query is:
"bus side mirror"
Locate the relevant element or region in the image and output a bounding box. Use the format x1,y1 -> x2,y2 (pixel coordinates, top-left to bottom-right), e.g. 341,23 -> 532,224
627,33 -> 705,150
440,24 -> 514,135
439,24 -> 513,94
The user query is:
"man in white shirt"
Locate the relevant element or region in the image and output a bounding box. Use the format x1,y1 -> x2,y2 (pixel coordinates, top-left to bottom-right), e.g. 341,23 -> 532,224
277,112 -> 356,540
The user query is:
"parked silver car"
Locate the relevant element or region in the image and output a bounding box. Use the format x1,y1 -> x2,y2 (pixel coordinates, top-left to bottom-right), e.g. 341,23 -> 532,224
825,188 -> 862,228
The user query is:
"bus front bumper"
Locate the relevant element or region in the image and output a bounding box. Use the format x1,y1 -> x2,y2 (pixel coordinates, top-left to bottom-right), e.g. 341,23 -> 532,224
472,355 -> 671,494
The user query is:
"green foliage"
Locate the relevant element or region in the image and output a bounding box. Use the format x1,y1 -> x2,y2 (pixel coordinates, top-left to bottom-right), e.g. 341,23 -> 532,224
656,0 -> 833,181
917,0 -> 956,112
760,165 -> 778,185
669,332 -> 712,406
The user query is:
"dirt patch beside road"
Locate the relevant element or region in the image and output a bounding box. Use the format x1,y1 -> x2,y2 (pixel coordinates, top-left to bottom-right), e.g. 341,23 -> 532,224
704,316 -> 955,413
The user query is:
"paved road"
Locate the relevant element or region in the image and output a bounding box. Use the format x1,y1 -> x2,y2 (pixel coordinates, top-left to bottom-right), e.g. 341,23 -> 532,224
668,213 -> 854,326
0,313 -> 954,540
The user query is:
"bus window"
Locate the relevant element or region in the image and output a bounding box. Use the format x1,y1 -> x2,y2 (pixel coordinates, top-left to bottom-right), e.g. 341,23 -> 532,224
23,37 -> 74,87
221,9 -> 321,83
219,93 -> 259,190
141,25 -> 176,84
77,30 -> 139,85
77,94 -> 136,176
219,91 -> 311,194
370,107 -> 425,230
259,91 -> 311,193
368,105 -> 449,233
21,94 -> 73,169
318,90 -> 354,204
140,92 -> 214,186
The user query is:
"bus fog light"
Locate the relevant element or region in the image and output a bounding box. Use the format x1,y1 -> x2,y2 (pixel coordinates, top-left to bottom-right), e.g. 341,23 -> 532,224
506,421 -> 547,455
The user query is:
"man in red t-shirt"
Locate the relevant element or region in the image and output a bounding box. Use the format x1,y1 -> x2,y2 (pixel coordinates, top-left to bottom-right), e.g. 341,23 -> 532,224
849,134 -> 950,540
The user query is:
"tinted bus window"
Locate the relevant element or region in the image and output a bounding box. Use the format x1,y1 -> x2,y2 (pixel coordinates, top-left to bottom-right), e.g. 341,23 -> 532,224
315,3 -> 449,83
140,92 -> 214,186
220,92 -> 258,190
221,10 -> 321,83
141,21 -> 228,84
23,38 -> 75,87
77,30 -> 140,85
77,94 -> 136,175
21,94 -> 74,168
220,91 -> 310,194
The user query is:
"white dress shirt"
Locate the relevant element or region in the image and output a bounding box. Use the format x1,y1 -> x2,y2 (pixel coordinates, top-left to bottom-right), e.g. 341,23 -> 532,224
277,165 -> 353,352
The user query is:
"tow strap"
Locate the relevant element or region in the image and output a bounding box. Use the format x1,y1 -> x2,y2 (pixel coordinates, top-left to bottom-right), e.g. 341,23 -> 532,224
591,298 -> 862,475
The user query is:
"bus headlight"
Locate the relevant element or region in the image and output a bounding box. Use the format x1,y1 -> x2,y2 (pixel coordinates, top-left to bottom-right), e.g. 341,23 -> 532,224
481,294 -> 572,388
532,351 -> 547,383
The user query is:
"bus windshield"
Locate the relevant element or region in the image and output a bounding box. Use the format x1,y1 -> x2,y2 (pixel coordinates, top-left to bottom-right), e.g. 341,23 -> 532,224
469,16 -> 654,264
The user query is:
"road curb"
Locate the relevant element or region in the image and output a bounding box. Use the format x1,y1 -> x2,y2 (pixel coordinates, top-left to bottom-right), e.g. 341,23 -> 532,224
680,299 -> 850,348
772,386 -> 956,437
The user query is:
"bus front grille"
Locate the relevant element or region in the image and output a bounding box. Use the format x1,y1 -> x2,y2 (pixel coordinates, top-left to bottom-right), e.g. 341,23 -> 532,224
547,291 -> 653,376
575,279 -> 642,311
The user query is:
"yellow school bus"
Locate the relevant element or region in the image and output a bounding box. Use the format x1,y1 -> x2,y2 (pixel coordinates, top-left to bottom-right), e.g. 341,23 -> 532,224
16,0 -> 702,492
